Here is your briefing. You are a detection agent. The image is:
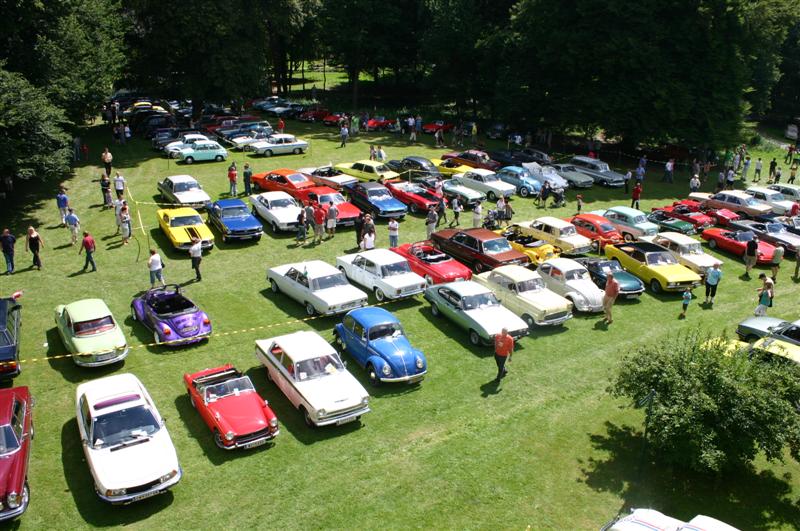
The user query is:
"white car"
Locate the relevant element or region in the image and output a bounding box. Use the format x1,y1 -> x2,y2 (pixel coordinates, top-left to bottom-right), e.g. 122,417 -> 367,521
247,134 -> 309,157
473,265 -> 572,327
521,162 -> 569,189
605,508 -> 740,531
768,183 -> 800,202
249,191 -> 302,233
254,331 -> 370,427
156,174 -> 211,208
267,260 -> 368,316
455,169 -> 516,200
512,217 -> 593,255
336,249 -> 427,302
75,373 -> 181,504
442,178 -> 487,205
229,131 -> 270,150
298,166 -> 358,190
647,232 -> 722,275
164,133 -> 208,158
745,186 -> 796,215
537,258 -> 604,312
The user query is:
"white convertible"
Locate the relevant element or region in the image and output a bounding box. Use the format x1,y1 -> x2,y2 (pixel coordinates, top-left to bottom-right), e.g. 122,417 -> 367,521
336,249 -> 427,302
646,232 -> 722,275
249,191 -> 302,233
247,134 -> 309,157
254,331 -> 370,427
455,168 -> 516,200
537,258 -> 604,312
75,373 -> 181,504
267,260 -> 368,316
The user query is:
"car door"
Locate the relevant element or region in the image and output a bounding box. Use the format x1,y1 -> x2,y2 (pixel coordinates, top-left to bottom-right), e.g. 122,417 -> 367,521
488,272 -> 517,313
274,351 -> 300,406
160,178 -> 174,201
77,394 -> 92,447
349,255 -> 369,285
6,305 -> 20,361
57,307 -> 74,352
340,315 -> 368,367
435,287 -> 461,322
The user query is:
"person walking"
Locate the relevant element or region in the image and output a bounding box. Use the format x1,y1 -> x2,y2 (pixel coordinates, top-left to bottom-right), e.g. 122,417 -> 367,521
312,203 -> 326,244
704,263 -> 722,305
470,122 -> 478,145
79,231 -> 97,272
377,145 -> 386,162
113,172 -> 126,199
754,274 -> 774,316
434,177 -> 444,198
623,170 -> 631,194
426,206 -> 438,239
689,174 -> 701,193
602,274 -> 620,324
679,287 -> 693,319
147,249 -> 166,288
744,235 -> 759,278
769,158 -> 777,181
493,328 -> 514,382
450,196 -> 462,227
770,244 -> 784,283
774,166 -> 782,184
64,208 -> 81,245
789,162 -> 798,185
742,156 -> 751,181
504,198 -> 515,225
227,164 -> 238,196
409,117 -> 417,142
754,157 -> 763,182
1,229 -> 15,275
25,226 -> 44,270
295,208 -> 307,246
388,218 -> 399,248
100,174 -> 112,208
631,182 -> 642,209
575,194 -> 584,215
325,201 -> 338,238
472,202 -> 483,228
785,144 -> 796,164
56,188 -> 69,226
725,167 -> 735,189
635,165 -> 645,183
243,163 -> 253,195
119,201 -> 131,245
793,247 -> 800,280
369,145 -> 376,161
436,196 -> 448,226
277,118 -> 285,134
339,124 -> 349,147
189,237 -> 203,281
354,212 -> 364,249
101,148 -> 113,176
495,196 -> 507,226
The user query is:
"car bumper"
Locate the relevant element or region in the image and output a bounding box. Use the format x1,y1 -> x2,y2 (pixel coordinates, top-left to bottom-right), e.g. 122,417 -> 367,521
376,211 -> 406,219
387,287 -> 425,299
535,311 -> 572,326
73,347 -> 129,367
663,281 -> 702,292
161,331 -> 211,347
224,231 -> 263,241
0,493 -> 29,521
98,467 -> 183,505
381,371 -> 427,383
562,245 -> 593,256
322,300 -> 369,316
570,180 -> 594,188
314,405 -> 371,426
621,288 -> 645,298
222,429 -> 280,450
604,181 -> 625,188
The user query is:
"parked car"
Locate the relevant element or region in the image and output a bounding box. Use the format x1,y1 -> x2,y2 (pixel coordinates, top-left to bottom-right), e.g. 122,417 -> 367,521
569,156 -> 625,187
297,107 -> 329,122
0,386 -> 32,520
219,122 -> 273,141
700,228 -> 775,263
521,163 -> 569,190
177,140 -> 228,164
509,217 -> 593,255
512,147 -> 553,164
496,227 -> 561,265
564,213 -> 623,251
344,182 -> 408,219
767,183 -> 800,202
775,215 -> 800,236
75,373 -> 182,504
267,260 -> 368,316
730,219 -> 800,253
164,133 -> 209,157
206,199 -> 263,242
336,249 -> 427,302
604,241 -> 702,293
184,364 -> 279,449
495,166 -> 542,197
744,186 -> 796,215
335,160 -> 400,182
473,265 -> 572,327
424,281 -> 529,346
390,241 -> 473,285
383,179 -> 441,214
422,120 -> 453,134
298,165 -> 358,190
548,163 -> 594,188
0,297 -> 22,378
321,112 -> 345,126
55,299 -> 129,367
673,198 -> 740,226
247,134 -> 308,157
646,210 -> 697,235
416,176 -> 485,207
651,204 -> 714,230
737,316 -> 800,345
228,130 -> 270,150
574,257 -> 645,298
590,206 -> 659,241
365,116 -> 394,131
130,285 -> 211,346
295,186 -> 361,226
249,191 -> 302,233
456,169 -> 516,200
429,158 -> 474,177
333,308 -> 427,385
431,228 -> 530,273
690,191 -> 773,218
537,258 -> 605,312
156,175 -> 211,208
156,207 -> 214,252
604,508 -> 740,531
645,232 -> 722,275
386,156 -> 443,180
441,150 -> 500,171
251,168 -> 315,197
254,331 -> 371,427
264,102 -> 305,118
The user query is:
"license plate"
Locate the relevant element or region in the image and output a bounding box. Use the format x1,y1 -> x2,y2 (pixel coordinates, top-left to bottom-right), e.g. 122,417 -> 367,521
181,326 -> 198,333
132,489 -> 162,502
625,294 -> 639,299
336,416 -> 357,426
243,438 -> 268,449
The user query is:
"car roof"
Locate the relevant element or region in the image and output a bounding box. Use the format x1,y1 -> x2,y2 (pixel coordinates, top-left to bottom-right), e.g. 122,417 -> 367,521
532,216 -> 572,228
574,213 -> 610,224
608,206 -> 644,216
354,159 -> 384,166
158,207 -> 201,217
746,186 -> 781,194
770,183 -> 800,191
489,264 -> 539,282
544,257 -> 586,270
348,307 -> 399,327
214,198 -> 247,208
256,191 -> 294,201
405,156 -> 431,164
571,155 -> 603,163
499,166 -> 524,173
466,168 -> 495,176
440,280 -> 491,296
269,134 -> 296,140
461,228 -> 504,241
351,249 -> 407,265
76,373 -> 147,416
654,231 -> 697,244
63,299 -> 112,322
283,260 -> 340,278
166,174 -> 197,183
256,331 -> 336,363
618,241 -> 668,253
0,387 -> 28,425
191,140 -> 220,147
359,182 -> 386,190
717,190 -> 752,198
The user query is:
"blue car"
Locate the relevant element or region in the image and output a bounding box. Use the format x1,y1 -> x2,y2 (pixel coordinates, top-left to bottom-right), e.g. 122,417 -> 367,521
496,166 -> 542,198
0,296 -> 21,378
345,182 -> 407,219
207,199 -> 264,242
333,307 -> 427,385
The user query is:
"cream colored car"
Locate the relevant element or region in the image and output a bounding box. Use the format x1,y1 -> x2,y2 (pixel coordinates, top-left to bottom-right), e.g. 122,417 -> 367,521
509,217 -> 593,255
646,232 -> 722,275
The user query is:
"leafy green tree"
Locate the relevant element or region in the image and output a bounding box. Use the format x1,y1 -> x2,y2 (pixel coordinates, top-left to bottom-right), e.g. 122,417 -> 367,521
772,20 -> 800,117
609,330 -> 800,473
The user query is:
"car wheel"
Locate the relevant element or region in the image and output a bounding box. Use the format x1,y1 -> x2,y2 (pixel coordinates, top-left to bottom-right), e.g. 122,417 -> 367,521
622,233 -> 634,242
213,430 -> 228,449
301,407 -> 315,428
473,261 -> 485,274
270,279 -> 280,293
487,191 -> 497,201
153,331 -> 161,345
264,150 -> 273,157
409,203 -> 418,214
468,329 -> 481,346
305,302 -> 316,316
708,239 -> 717,249
649,279 -> 662,294
375,288 -> 386,302
293,148 -> 301,155
367,364 -> 381,387
430,303 -> 441,317
522,314 -> 536,328
215,155 -> 224,162
333,330 -> 344,349
424,274 -> 434,286
271,221 -> 280,233
519,186 -> 530,198
130,305 -> 137,321
184,156 -> 194,164
590,240 -> 599,252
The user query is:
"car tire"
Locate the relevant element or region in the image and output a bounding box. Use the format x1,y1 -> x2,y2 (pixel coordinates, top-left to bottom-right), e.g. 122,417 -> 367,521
333,330 -> 344,349
130,305 -> 137,321
293,148 -> 302,155
708,239 -> 717,249
184,156 -> 194,164
367,364 -> 381,387
215,155 -> 224,162
487,191 -> 497,201
375,288 -> 386,302
424,274 -> 434,286
522,314 -> 536,328
305,302 -> 316,316
213,430 -> 228,449
271,221 -> 280,233
409,203 -> 418,214
301,407 -> 315,428
430,303 -> 440,317
623,233 -> 634,242
519,187 -> 530,198
745,334 -> 759,343
264,150 -> 273,157
473,261 -> 485,274
270,279 -> 280,293
590,240 -> 599,252
153,331 -> 161,345
649,279 -> 662,294
468,329 -> 481,346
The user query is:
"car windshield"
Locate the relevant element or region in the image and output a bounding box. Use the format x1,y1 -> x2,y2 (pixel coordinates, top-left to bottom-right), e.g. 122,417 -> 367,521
560,225 -> 577,236
294,354 -> 345,381
767,223 -> 786,233
462,292 -> 500,310
680,243 -> 703,255
203,377 -> 254,402
171,215 -> 203,227
0,425 -> 19,455
73,316 -> 115,336
368,322 -> 404,341
381,262 -> 412,276
599,260 -> 622,273
766,192 -> 786,201
631,215 -> 646,224
91,405 -> 160,448
368,189 -> 392,200
596,162 -> 611,172
735,231 -> 755,241
565,268 -> 590,281
516,278 -> 545,292
174,181 -> 200,193
311,273 -> 349,290
483,238 -> 513,254
562,165 -> 577,172
404,184 -> 427,194
222,206 -> 250,218
287,173 -> 307,183
318,193 -> 345,205
599,223 -> 616,232
514,168 -> 532,179
646,252 -> 677,265
270,197 -> 296,208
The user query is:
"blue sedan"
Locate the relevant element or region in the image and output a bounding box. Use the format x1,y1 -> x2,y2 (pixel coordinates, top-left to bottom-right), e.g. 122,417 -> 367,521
496,166 -> 542,198
345,182 -> 407,219
333,307 -> 427,385
207,199 -> 264,242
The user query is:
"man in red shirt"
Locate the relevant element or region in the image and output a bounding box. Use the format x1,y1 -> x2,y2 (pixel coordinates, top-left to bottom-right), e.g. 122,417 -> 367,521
494,328 -> 514,382
227,163 -> 238,196
631,182 -> 642,209
277,118 -> 285,133
312,204 -> 326,244
79,231 -> 97,272
602,274 -> 620,324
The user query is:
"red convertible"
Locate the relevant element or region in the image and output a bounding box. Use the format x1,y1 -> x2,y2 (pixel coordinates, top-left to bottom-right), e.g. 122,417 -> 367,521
252,168 -> 315,197
0,386 -> 32,521
322,112 -> 345,126
422,120 -> 454,134
564,213 -> 623,250
700,228 -> 776,264
652,204 -> 714,230
673,199 -> 740,227
297,107 -> 329,122
184,365 -> 279,450
383,179 -> 443,214
441,150 -> 500,171
294,186 -> 361,226
391,241 -> 472,285
365,116 -> 394,131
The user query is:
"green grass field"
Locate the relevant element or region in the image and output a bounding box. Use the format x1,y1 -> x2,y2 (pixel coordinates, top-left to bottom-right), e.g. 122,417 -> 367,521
1,120 -> 799,530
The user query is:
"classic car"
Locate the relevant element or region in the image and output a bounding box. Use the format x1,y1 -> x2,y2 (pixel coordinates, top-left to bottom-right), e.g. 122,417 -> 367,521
429,158 -> 474,177
751,336 -> 800,364
297,165 -> 359,190
254,331 -> 371,427
252,97 -> 285,111
333,308 -> 427,385
206,199 -> 263,242
365,116 -> 394,131
321,112 -> 345,126
415,176 -> 486,207
521,163 -> 569,190
383,179 -> 442,214
768,183 -> 800,202
673,198 -> 740,226
651,204 -> 714,230
267,260 -> 368,316
511,147 -> 553,164
473,265 -> 572,327
0,386 -> 32,520
55,299 -> 128,367
431,228 -> 530,273
646,210 -> 697,234
645,232 -> 722,275
564,213 -> 623,251
153,129 -> 203,150
424,281 -> 529,346
690,191 -> 773,218
509,217 -> 593,255
547,163 -> 595,188
590,206 -> 659,241
537,258 -> 604,312
730,219 -> 800,253
336,249 -> 427,301
456,169 -> 516,200
390,241 -> 472,285
736,316 -> 800,345
386,156 -> 443,180
251,168 -> 315,196
156,175 -> 211,208
745,186 -> 796,215
184,365 -> 279,449
75,373 -> 182,504
157,207 -> 214,252
344,182 -> 407,219
177,140 -> 228,164
568,156 -> 626,187
604,241 -> 702,293
487,150 -> 524,168
130,285 -> 211,346
294,186 -> 361,226
164,134 -> 209,157
297,107 -> 330,122
441,150 -> 500,171
604,508 -> 740,531
228,130 -> 271,150
496,227 -> 561,265
219,122 -> 273,141
207,115 -> 260,135
250,191 -> 302,232
264,102 -> 305,118
775,215 -> 800,236
335,160 -> 400,182
573,257 -> 645,299
494,166 -> 542,197
0,297 -> 21,378
247,134 -> 308,157
700,228 -> 775,263
422,120 -> 453,134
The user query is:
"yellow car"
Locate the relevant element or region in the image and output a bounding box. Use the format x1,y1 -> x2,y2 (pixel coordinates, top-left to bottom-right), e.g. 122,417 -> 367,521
752,336 -> 800,364
334,160 -> 399,182
603,241 -> 701,294
430,158 -> 473,177
703,337 -> 751,357
508,217 -> 593,255
495,227 -> 560,265
157,207 -> 215,252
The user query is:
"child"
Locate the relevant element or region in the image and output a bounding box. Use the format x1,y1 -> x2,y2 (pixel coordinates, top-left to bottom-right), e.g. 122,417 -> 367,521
576,194 -> 583,215
680,287 -> 693,319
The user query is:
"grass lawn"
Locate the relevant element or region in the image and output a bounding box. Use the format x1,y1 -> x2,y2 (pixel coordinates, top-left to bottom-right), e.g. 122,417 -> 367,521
1,119 -> 799,530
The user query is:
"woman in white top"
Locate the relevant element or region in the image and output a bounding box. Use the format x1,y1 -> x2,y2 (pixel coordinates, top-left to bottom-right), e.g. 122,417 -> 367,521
147,249 -> 166,288
361,228 -> 376,250
472,202 -> 483,228
387,219 -> 399,248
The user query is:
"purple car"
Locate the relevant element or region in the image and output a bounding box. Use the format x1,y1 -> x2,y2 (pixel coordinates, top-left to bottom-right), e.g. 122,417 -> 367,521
130,285 -> 211,346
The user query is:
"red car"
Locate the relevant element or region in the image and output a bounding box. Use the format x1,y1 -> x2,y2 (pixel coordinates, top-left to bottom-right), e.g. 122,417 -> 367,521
297,107 -> 329,122
206,115 -> 260,134
700,228 -> 776,264
294,186 -> 361,226
365,116 -> 393,131
673,199 -> 740,226
0,386 -> 32,521
431,228 -> 529,273
652,204 -> 714,230
441,150 -> 500,171
422,120 -> 454,134
184,365 -> 279,450
322,112 -> 345,126
383,179 -> 444,214
391,241 -> 472,285
564,213 -> 623,250
252,168 -> 315,197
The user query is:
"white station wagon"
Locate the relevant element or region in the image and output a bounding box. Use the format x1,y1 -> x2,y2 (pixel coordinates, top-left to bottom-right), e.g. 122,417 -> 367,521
247,134 -> 309,157
267,260 -> 368,316
336,249 -> 427,302
255,331 -> 371,427
75,373 -> 181,504
249,191 -> 302,233
537,258 -> 604,313
745,186 -> 796,215
456,168 -> 516,200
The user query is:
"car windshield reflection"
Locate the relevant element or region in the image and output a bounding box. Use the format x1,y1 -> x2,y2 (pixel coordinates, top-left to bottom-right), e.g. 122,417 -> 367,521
295,354 -> 345,381
311,274 -> 349,291
91,405 -> 160,448
462,293 -> 500,310
381,262 -> 411,277
368,322 -> 404,341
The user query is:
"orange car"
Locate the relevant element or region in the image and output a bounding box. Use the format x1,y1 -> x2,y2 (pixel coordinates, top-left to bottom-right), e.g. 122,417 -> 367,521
251,168 -> 315,198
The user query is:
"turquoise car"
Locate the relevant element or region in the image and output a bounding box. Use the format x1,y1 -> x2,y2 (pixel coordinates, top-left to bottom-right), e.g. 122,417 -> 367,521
178,140 -> 228,164
589,206 -> 659,242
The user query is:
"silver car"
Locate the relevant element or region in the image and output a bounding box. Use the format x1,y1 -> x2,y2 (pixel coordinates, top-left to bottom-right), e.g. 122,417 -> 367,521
247,134 -> 309,157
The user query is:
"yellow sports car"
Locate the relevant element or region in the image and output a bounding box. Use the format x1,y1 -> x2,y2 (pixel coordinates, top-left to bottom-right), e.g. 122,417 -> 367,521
603,241 -> 701,294
495,227 -> 560,265
430,158 -> 473,177
157,207 -> 215,252
334,160 -> 399,182
752,336 -> 800,364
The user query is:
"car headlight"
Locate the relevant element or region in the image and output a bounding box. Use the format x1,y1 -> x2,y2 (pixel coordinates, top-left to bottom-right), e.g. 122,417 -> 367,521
269,418 -> 278,428
396,288 -> 402,295
6,492 -> 19,509
416,356 -> 424,369
361,397 -> 369,406
159,470 -> 177,483
106,488 -> 126,497
382,364 -> 392,376
318,409 -> 327,418
225,431 -> 235,441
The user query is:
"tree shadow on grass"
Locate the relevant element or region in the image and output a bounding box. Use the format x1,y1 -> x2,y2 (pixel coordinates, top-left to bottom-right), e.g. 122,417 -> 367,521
580,422 -> 800,530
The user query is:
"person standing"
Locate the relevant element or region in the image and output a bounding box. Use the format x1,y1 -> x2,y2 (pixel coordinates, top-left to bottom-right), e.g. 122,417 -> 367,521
754,274 -> 774,316
770,244 -> 784,282
124,124 -> 131,143
725,167 -> 735,189
353,212 -> 364,249
79,231 -> 97,272
450,196 -> 462,227
470,122 -> 478,145
113,172 -> 126,199
602,274 -> 620,324
689,174 -> 701,193
472,202 -> 483,228
369,145 -> 376,161
325,201 -> 338,238
793,247 -> 800,280
312,203 -> 325,243
243,163 -> 253,195
56,188 -> 70,226
147,249 -> 166,288
437,196 -> 448,226
426,206 -> 438,239
388,218 -> 399,248
789,162 -> 798,185
754,157 -> 763,182
119,201 -> 131,245
100,174 -> 112,208
25,226 -> 44,270
504,198 -> 515,224
704,263 -> 722,305
409,117 -> 417,142
189,238 -> 203,281
774,167 -> 782,184
662,159 -> 674,183
340,124 -> 349,147
227,164 -> 238,196
64,208 -> 81,245
277,118 -> 285,134
434,177 -> 444,198
744,235 -> 759,278
575,194 -> 584,215
495,196 -> 507,226
101,148 -> 113,176
635,165 -> 645,183
623,169 -> 631,194
377,145 -> 386,162
769,158 -> 777,181
361,228 -> 376,250
295,208 -> 307,246
0,229 -> 15,275
742,156 -> 751,181
679,287 -> 693,319
631,182 -> 642,209
493,328 -> 514,382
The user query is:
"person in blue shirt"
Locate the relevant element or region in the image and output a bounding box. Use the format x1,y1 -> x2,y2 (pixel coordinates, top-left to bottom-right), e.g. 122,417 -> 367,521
679,287 -> 693,319
56,189 -> 69,226
704,263 -> 722,305
64,208 -> 80,245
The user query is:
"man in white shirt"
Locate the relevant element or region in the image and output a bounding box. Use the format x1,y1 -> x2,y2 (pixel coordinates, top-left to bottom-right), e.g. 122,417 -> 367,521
113,172 -> 126,199
147,249 -> 166,288
473,202 -> 483,228
189,238 -> 203,281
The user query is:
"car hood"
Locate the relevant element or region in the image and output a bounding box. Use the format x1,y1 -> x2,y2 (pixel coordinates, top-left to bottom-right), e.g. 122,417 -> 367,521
599,171 -> 625,181
295,372 -> 368,411
463,305 -> 527,335
770,232 -> 800,246
315,285 -> 367,305
445,184 -> 483,199
651,264 -> 701,282
487,250 -> 528,264
381,272 -> 425,289
635,221 -> 660,234
159,311 -> 209,338
0,449 -> 26,498
518,288 -> 572,312
610,271 -> 643,290
560,170 -> 593,183
88,430 -> 179,490
559,234 -> 592,249
174,190 -> 211,204
565,280 -> 604,302
485,181 -> 516,193
220,215 -> 262,231
269,206 -> 303,223
371,196 -> 406,211
681,253 -> 721,269
169,225 -> 214,244
737,316 -> 787,335
370,337 -> 423,370
207,393 -> 270,435
70,327 -> 127,354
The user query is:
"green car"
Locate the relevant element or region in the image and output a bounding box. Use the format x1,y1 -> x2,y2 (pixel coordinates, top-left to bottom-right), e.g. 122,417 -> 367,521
646,211 -> 696,235
177,140 -> 228,164
54,299 -> 129,367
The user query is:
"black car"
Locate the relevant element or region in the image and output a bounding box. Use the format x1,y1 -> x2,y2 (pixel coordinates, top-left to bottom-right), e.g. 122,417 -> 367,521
0,297 -> 22,378
386,156 -> 443,180
730,219 -> 800,253
153,130 -> 204,150
574,258 -> 645,299
488,150 -> 521,167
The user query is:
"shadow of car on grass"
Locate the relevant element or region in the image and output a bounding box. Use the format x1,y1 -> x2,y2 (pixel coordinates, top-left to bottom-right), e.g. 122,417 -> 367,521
45,328 -> 124,384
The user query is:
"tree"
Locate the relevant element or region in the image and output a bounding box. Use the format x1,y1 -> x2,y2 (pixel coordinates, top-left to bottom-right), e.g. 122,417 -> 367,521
772,20 -> 800,117
609,330 -> 800,473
